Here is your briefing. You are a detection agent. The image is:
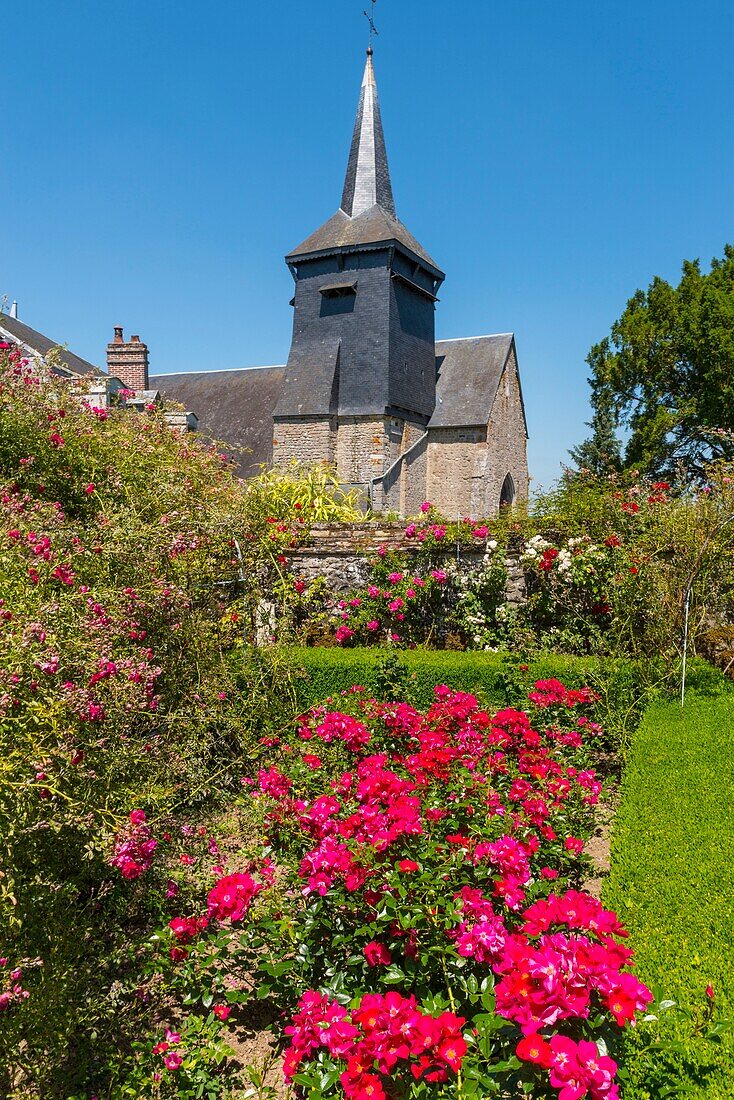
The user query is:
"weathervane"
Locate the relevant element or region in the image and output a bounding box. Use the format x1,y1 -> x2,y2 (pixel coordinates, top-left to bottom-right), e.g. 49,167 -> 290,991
364,0 -> 378,50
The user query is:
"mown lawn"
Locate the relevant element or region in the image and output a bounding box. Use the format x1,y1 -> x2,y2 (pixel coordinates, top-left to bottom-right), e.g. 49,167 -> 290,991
605,689 -> 734,1097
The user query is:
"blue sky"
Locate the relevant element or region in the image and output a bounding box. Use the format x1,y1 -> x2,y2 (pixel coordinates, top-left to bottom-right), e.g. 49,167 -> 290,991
2,0 -> 732,490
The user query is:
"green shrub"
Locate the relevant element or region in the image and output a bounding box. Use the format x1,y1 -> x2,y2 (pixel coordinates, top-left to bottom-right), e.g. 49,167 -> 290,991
0,347 -> 374,1096
270,647 -> 653,755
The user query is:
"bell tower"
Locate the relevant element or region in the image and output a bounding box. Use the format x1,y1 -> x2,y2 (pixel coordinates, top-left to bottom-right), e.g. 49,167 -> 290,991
273,48 -> 445,495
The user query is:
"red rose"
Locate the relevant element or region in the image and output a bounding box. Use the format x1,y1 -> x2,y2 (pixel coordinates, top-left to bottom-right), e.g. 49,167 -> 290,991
516,1033 -> 552,1067
363,941 -> 392,966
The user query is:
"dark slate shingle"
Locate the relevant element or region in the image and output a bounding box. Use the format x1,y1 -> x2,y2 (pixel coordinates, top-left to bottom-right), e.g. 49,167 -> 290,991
287,206 -> 441,275
274,338 -> 340,418
151,367 -> 285,477
341,50 -> 395,219
430,335 -> 515,429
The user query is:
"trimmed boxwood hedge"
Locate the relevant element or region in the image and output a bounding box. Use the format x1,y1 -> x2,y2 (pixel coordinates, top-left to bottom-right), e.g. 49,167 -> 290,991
285,647 -> 604,709
237,647 -> 720,755
272,647 -> 678,755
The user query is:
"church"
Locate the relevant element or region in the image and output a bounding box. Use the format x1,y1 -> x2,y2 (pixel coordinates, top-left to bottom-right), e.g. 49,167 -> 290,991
154,48 -> 529,517
0,49 -> 529,518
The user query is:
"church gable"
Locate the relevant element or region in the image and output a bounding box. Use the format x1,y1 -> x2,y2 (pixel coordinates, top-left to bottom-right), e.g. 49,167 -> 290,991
425,337 -> 528,516
484,343 -> 528,510
430,335 -> 514,428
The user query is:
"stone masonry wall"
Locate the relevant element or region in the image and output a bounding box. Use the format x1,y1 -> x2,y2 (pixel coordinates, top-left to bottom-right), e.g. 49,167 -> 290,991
273,417 -> 337,467
424,348 -> 529,519
399,422 -> 429,516
288,522 -> 527,604
484,345 -> 529,511
426,428 -> 487,518
376,423 -> 428,516
335,416 -> 387,485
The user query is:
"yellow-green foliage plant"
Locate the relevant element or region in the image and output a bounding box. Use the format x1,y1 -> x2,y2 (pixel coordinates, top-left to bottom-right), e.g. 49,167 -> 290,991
244,459 -> 366,523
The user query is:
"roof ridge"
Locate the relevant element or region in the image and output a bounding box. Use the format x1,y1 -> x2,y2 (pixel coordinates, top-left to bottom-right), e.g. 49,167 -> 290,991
151,365 -> 285,377
437,333 -> 514,343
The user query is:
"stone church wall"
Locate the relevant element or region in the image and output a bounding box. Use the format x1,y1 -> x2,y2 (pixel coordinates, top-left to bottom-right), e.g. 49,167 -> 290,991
270,358 -> 528,520
377,421 -> 429,515
399,422 -> 429,516
424,349 -> 529,518
273,416 -> 336,467
426,428 -> 487,518
335,416 -> 388,487
483,346 -> 529,513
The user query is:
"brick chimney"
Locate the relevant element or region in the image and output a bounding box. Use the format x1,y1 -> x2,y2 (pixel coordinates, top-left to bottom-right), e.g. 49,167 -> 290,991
106,326 -> 149,391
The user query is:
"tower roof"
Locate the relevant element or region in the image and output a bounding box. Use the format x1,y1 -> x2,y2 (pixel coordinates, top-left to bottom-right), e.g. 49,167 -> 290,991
340,49 -> 395,218
287,50 -> 443,277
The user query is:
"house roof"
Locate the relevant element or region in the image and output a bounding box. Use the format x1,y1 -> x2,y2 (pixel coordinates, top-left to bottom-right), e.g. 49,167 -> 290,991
430,335 -> 526,432
0,311 -> 99,376
151,366 -> 285,477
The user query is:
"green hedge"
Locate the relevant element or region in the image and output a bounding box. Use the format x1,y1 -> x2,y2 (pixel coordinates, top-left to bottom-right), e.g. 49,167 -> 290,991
285,647 -> 600,708
237,648 -> 723,756
605,689 -> 734,1097
268,647 -> 676,755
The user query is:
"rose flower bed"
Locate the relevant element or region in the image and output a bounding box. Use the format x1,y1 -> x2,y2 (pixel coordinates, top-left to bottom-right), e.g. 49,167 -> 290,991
142,680 -> 654,1099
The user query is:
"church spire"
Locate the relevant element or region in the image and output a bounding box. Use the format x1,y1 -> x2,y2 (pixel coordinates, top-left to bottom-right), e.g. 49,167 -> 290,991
340,49 -> 396,219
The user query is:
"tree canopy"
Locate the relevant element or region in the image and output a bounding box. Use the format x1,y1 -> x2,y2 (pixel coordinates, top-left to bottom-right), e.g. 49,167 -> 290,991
574,244 -> 734,480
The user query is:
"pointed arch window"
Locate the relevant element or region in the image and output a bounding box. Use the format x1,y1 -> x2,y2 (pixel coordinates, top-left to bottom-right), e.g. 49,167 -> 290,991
500,473 -> 515,509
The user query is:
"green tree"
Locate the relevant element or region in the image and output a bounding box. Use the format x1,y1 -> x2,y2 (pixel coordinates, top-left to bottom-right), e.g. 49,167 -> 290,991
585,245 -> 734,479
569,384 -> 623,475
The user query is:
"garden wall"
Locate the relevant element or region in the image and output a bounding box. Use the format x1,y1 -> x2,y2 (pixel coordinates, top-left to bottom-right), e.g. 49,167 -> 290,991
289,522 -> 527,603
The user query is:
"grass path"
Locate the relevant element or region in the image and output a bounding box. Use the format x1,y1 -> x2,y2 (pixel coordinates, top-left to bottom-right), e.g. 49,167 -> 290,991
605,690 -> 734,1098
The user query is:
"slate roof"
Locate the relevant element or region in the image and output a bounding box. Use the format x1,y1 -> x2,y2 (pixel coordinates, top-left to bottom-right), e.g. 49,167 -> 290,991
0,311 -> 99,376
273,338 -> 340,418
287,206 -> 442,274
151,367 -> 285,477
430,335 -> 526,432
341,50 -> 395,219
287,51 -> 442,278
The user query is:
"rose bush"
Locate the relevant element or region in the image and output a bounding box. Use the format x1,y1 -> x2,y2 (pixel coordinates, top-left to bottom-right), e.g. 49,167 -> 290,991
148,680 -> 658,1100
0,345 -> 359,1094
